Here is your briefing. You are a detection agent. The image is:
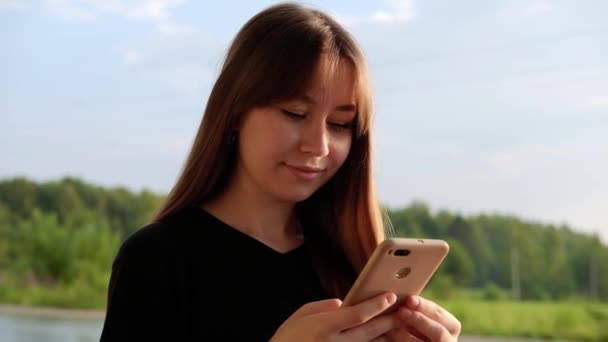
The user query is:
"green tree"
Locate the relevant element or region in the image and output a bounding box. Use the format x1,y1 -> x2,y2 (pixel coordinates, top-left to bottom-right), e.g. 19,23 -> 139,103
0,177 -> 38,219
0,203 -> 11,269
542,226 -> 575,299
56,182 -> 83,225
440,239 -> 475,287
13,210 -> 74,283
445,215 -> 494,287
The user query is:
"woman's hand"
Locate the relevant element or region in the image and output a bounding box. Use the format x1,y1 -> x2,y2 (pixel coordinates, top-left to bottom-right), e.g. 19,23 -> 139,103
271,292 -> 402,341
387,296 -> 461,341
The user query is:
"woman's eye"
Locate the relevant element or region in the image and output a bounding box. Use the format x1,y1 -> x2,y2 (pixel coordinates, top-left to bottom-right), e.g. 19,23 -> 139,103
281,110 -> 306,119
329,122 -> 353,130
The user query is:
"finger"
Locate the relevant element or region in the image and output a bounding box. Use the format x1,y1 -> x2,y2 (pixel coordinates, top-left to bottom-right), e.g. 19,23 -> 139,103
340,314 -> 399,341
405,296 -> 461,336
291,298 -> 343,320
386,328 -> 425,342
331,292 -> 396,331
398,307 -> 452,342
395,326 -> 429,341
370,334 -> 392,342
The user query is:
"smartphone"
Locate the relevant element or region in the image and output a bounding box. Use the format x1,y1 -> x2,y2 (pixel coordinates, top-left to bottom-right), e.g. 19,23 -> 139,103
342,238 -> 449,314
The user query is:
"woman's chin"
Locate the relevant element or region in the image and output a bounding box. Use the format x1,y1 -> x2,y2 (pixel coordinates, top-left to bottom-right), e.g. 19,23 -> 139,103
273,186 -> 319,203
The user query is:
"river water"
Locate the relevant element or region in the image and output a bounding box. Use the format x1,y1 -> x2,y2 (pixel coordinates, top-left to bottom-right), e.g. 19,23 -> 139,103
0,312 -> 103,342
0,311 -> 574,342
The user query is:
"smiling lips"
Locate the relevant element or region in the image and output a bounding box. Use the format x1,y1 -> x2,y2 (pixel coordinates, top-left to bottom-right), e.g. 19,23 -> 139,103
285,164 -> 325,180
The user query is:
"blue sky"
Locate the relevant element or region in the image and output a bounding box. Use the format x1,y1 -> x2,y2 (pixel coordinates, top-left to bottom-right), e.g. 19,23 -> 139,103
1,0 -> 607,242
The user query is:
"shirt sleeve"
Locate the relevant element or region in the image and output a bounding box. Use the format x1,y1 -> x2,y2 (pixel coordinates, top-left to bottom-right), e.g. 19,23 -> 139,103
99,230 -> 175,341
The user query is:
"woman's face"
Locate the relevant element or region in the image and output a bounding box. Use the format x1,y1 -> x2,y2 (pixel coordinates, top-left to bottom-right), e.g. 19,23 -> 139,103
234,60 -> 357,203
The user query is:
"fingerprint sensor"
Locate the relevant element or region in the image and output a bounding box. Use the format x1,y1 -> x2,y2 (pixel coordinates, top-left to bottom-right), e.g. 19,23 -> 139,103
395,267 -> 411,279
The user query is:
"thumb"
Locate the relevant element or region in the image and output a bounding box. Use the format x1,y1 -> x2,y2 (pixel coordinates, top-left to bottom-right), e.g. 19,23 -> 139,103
290,298 -> 343,320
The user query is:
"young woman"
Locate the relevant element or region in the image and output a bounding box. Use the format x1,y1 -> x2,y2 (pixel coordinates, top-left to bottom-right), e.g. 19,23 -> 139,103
100,2 -> 461,341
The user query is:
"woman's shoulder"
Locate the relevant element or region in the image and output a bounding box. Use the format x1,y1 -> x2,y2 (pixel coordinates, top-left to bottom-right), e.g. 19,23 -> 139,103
114,206 -> 212,264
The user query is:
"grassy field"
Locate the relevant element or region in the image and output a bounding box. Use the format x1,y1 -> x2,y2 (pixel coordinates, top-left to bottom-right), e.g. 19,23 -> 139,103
441,300 -> 608,341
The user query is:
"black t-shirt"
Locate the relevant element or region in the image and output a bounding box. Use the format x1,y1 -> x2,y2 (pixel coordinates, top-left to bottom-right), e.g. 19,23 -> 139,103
99,207 -> 328,341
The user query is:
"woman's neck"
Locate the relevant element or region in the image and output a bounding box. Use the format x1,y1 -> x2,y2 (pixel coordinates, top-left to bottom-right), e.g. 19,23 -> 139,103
202,171 -> 303,253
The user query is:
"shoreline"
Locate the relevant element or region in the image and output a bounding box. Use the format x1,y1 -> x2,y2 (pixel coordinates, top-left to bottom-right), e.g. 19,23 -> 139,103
0,304 -> 105,320
0,304 -> 578,342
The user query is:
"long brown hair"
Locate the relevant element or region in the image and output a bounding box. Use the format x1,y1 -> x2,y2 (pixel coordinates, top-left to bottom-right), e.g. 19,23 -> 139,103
153,2 -> 386,299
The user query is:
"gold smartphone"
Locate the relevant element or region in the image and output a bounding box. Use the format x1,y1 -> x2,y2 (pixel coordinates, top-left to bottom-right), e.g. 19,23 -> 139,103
342,238 -> 449,314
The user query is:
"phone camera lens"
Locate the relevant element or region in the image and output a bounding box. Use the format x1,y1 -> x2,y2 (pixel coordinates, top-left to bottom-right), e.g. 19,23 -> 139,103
393,249 -> 410,256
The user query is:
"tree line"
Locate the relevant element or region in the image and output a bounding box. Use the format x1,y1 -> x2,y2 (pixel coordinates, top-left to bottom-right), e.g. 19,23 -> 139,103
0,177 -> 606,309
388,202 -> 608,301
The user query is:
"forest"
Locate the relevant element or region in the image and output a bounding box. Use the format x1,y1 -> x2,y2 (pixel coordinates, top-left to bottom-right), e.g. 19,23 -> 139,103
0,176 -> 606,310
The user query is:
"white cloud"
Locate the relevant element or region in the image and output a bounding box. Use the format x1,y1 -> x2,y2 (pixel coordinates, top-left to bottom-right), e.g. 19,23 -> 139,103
158,20 -> 192,36
486,141 -> 608,179
124,49 -> 141,65
0,0 -> 27,11
523,2 -> 554,17
42,0 -> 179,20
590,95 -> 608,110
140,63 -> 213,94
41,0 -> 191,35
336,0 -> 415,27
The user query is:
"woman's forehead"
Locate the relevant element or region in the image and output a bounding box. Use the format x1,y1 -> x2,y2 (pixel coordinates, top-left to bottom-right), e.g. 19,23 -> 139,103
300,60 -> 357,105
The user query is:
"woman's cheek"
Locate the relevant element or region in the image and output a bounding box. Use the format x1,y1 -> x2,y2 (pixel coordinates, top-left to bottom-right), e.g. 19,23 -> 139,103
333,138 -> 352,164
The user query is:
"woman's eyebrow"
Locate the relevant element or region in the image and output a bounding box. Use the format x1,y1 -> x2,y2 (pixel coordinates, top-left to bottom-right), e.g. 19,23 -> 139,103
295,94 -> 356,112
334,104 -> 356,112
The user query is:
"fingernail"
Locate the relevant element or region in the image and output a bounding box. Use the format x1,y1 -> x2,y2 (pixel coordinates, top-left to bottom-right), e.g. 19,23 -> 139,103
386,293 -> 397,305
408,296 -> 420,308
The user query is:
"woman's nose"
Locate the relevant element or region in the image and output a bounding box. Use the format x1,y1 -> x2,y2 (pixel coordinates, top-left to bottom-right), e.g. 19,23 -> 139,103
299,122 -> 329,157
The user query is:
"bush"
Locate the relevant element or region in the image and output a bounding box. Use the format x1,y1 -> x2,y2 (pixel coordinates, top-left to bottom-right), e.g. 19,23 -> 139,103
482,282 -> 509,301
428,275 -> 455,300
